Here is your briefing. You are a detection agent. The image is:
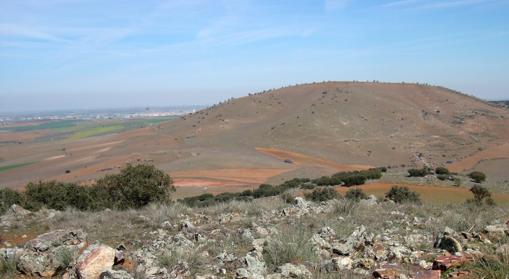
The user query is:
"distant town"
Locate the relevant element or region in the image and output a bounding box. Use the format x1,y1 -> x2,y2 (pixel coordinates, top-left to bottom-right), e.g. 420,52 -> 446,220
0,106 -> 203,124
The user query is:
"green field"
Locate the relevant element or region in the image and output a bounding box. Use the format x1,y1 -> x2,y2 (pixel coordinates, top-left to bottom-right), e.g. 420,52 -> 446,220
69,124 -> 125,140
0,162 -> 35,173
0,119 -> 81,132
68,117 -> 175,140
2,116 -> 177,143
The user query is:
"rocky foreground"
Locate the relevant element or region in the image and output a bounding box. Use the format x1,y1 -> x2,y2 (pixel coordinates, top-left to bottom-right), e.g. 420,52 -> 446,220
1,195 -> 508,279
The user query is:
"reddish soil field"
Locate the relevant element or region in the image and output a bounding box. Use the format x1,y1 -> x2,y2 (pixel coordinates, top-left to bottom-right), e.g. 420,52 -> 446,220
256,147 -> 372,171
172,167 -> 291,185
449,143 -> 509,172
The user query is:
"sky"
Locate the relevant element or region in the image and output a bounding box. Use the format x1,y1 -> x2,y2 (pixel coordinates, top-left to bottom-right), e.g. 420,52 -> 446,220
1,0 -> 508,112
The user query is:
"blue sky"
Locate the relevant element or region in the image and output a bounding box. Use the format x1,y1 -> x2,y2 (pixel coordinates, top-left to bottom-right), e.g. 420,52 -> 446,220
1,0 -> 508,112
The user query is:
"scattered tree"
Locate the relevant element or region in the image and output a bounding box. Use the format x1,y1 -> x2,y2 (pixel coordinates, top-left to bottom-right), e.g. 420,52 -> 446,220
468,185 -> 495,206
407,167 -> 430,177
96,164 -> 175,210
435,167 -> 449,175
469,171 -> 487,183
385,186 -> 421,204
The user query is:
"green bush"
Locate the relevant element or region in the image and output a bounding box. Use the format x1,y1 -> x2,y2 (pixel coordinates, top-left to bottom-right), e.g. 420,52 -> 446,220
252,184 -> 281,198
0,188 -> 24,215
313,176 -> 341,186
435,167 -> 450,175
469,171 -> 487,183
407,167 -> 430,177
341,176 -> 366,187
24,181 -> 93,211
21,164 -> 175,211
300,182 -> 317,189
436,174 -> 450,181
182,193 -> 215,207
96,164 -> 175,210
305,187 -> 339,202
278,178 -> 310,191
385,186 -> 421,204
345,188 -> 368,202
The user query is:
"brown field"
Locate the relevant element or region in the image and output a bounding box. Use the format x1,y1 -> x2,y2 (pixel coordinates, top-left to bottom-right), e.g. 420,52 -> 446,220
449,142 -> 509,172
172,167 -> 290,186
256,147 -> 372,171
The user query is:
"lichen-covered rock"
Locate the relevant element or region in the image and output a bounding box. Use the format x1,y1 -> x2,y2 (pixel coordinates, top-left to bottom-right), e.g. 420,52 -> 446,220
76,244 -> 116,279
277,263 -> 312,278
0,247 -> 22,262
484,224 -> 508,239
8,204 -> 31,217
293,197 -> 309,209
99,269 -> 133,279
332,256 -> 353,270
244,251 -> 266,275
17,229 -> 87,277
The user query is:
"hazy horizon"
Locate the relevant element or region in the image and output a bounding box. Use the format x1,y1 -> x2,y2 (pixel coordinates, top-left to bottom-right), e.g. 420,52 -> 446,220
1,0 -> 508,112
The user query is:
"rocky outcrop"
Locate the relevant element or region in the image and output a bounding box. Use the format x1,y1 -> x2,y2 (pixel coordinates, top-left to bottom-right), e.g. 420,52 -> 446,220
17,229 -> 87,277
276,263 -> 311,278
2,198 -> 505,279
76,244 -> 116,279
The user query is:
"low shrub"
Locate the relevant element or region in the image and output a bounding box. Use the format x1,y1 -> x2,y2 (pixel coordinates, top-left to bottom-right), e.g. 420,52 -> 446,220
345,188 -> 368,202
182,193 -> 215,207
468,185 -> 495,206
7,164 -> 176,212
0,256 -> 16,277
300,182 -> 317,189
407,167 -> 430,177
469,171 -> 487,183
313,176 -> 341,186
0,188 -> 24,215
305,187 -> 339,202
436,174 -> 450,181
24,181 -> 93,211
435,167 -> 450,175
253,184 -> 281,198
467,254 -> 509,279
312,168 -> 382,187
263,226 -> 317,271
385,186 -> 421,204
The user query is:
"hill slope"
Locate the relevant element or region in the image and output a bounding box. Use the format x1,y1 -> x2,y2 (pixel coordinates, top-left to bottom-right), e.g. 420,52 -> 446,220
1,82 -> 509,189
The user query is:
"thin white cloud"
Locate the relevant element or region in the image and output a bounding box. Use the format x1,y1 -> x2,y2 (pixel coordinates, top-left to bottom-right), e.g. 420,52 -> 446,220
324,0 -> 351,11
381,0 -> 494,9
196,26 -> 314,47
0,23 -> 63,41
